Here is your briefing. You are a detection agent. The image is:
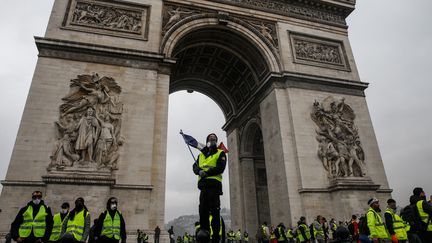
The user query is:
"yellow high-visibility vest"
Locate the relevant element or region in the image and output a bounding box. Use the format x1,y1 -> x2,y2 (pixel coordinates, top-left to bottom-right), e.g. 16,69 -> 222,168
385,208 -> 407,240
49,212 -> 68,241
19,205 -> 47,238
66,210 -> 89,241
367,208 -> 388,239
297,224 -> 311,242
416,200 -> 432,231
101,210 -> 121,240
198,149 -> 223,182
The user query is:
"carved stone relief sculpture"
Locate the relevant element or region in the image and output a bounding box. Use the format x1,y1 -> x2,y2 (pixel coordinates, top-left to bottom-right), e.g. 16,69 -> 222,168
64,0 -> 149,40
48,74 -> 124,172
311,96 -> 366,178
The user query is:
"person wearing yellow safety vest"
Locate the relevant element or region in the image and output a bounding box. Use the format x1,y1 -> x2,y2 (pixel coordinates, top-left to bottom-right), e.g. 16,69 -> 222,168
297,217 -> 311,243
10,191 -> 54,243
243,231 -> 249,243
329,218 -> 337,240
260,222 -> 270,243
60,197 -> 90,243
274,223 -> 287,243
313,216 -> 325,243
411,187 -> 432,242
93,197 -> 126,243
193,133 -> 227,243
48,202 -> 70,243
235,229 -> 241,243
384,199 -> 407,243
366,197 -> 388,243
285,227 -> 294,243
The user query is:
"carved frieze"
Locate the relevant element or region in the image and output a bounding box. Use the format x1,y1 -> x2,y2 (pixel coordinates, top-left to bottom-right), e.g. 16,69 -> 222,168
162,4 -> 200,36
290,33 -> 350,71
162,3 -> 279,51
311,96 -> 366,178
63,0 -> 150,40
214,0 -> 347,26
48,74 -> 125,172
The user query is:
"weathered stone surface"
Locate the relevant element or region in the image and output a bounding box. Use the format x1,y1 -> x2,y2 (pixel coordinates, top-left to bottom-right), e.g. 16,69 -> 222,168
1,0 -> 391,240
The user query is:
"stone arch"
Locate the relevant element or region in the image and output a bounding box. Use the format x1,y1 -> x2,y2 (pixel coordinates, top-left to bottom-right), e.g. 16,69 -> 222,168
161,14 -> 281,73
240,118 -> 262,156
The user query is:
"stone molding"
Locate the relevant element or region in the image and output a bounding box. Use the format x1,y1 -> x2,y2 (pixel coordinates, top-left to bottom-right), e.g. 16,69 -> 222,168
62,0 -> 151,40
1,180 -> 46,187
42,173 -> 115,186
35,37 -> 175,73
289,32 -> 351,71
161,3 -> 280,57
299,177 -> 381,193
212,0 -> 353,28
112,184 -> 153,190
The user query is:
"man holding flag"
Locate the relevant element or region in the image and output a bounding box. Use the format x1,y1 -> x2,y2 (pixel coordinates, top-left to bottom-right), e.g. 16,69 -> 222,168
191,133 -> 227,243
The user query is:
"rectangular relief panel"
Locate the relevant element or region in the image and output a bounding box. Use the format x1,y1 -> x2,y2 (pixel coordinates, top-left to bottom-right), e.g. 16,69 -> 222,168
289,32 -> 351,71
63,0 -> 150,40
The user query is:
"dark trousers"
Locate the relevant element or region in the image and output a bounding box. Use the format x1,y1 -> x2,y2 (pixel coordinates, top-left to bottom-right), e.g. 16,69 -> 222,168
19,236 -> 43,243
199,188 -> 221,243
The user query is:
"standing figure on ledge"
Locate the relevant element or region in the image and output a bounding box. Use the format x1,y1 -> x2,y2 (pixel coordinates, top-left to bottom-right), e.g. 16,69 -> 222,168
75,107 -> 100,163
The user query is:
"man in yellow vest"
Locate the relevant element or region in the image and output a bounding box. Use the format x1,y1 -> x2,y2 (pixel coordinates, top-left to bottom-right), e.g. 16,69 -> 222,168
285,227 -> 294,243
366,197 -> 388,243
93,197 -> 126,243
411,187 -> 432,242
243,231 -> 249,243
49,202 -> 70,243
275,223 -> 287,243
296,217 -> 311,243
384,199 -> 407,243
193,133 -> 227,243
60,197 -> 90,243
10,191 -> 54,243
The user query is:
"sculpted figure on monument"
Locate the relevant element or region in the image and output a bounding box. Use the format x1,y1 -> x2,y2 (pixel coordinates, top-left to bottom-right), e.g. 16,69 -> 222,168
311,96 -> 366,178
163,7 -> 195,33
72,2 -> 143,33
49,74 -> 124,171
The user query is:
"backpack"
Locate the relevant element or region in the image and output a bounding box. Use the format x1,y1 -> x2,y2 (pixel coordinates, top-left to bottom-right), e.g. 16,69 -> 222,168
358,216 -> 369,235
401,204 -> 427,232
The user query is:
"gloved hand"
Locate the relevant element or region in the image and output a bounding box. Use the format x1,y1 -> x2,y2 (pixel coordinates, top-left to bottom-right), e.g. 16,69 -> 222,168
199,170 -> 207,177
391,234 -> 398,243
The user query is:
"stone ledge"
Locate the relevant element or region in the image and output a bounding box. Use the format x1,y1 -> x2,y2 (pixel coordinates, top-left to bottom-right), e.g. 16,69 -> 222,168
111,184 -> 153,190
42,172 -> 115,186
299,177 -> 382,193
1,180 -> 46,187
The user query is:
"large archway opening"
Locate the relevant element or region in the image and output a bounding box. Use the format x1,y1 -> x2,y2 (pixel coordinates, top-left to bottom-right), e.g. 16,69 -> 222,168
164,21 -> 273,235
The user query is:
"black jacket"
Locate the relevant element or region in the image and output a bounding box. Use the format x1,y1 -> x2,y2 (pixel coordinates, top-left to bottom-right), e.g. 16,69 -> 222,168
192,147 -> 226,194
10,201 -> 53,242
94,210 -> 127,241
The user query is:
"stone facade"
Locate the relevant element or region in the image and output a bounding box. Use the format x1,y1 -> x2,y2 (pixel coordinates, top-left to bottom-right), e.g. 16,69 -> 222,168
0,0 -> 391,241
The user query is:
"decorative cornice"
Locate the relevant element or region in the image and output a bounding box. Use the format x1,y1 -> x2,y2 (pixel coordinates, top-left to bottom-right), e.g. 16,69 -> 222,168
1,180 -> 46,187
211,0 -> 354,28
42,174 -> 115,186
111,184 -> 153,190
35,37 -> 175,73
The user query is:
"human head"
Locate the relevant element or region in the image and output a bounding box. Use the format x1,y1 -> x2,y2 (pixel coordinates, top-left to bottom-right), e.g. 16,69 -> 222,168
368,197 -> 380,210
31,191 -> 43,205
300,216 -> 306,223
75,197 -> 85,209
107,197 -> 118,211
351,215 -> 357,220
86,107 -> 94,116
61,202 -> 70,213
413,187 -> 425,197
206,133 -> 218,147
387,198 -> 396,210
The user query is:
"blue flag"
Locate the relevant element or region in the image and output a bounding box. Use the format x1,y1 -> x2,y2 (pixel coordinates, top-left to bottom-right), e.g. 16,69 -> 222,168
180,130 -> 205,150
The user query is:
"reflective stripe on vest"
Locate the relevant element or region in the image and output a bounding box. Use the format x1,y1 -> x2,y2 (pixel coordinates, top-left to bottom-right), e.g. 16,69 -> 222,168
297,224 -> 311,242
385,208 -> 408,240
198,149 -> 223,182
66,210 -> 89,241
19,205 -> 47,238
209,215 -> 222,239
101,210 -> 121,240
367,208 -> 388,239
416,200 -> 432,231
49,213 -> 68,241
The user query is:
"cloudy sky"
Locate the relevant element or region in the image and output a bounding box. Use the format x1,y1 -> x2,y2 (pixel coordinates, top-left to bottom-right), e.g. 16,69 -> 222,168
0,1 -> 431,222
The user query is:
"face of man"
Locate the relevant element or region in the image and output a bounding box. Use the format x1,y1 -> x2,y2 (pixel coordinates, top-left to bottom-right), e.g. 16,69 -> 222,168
207,134 -> 217,147
372,201 -> 380,211
388,202 -> 396,210
32,191 -> 42,205
109,198 -> 118,210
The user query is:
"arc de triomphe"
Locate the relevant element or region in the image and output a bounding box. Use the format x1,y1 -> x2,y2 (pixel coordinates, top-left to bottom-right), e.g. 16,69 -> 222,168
0,0 -> 392,238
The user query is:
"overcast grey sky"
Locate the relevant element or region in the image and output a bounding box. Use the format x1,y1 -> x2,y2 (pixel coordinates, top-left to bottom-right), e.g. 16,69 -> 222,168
0,1 -> 431,222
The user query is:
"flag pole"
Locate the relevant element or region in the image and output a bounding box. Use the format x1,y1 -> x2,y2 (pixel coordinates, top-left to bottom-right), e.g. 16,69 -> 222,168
180,129 -> 196,162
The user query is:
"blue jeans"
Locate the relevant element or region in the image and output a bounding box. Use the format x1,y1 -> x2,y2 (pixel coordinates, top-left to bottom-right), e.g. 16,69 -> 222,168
359,234 -> 371,243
